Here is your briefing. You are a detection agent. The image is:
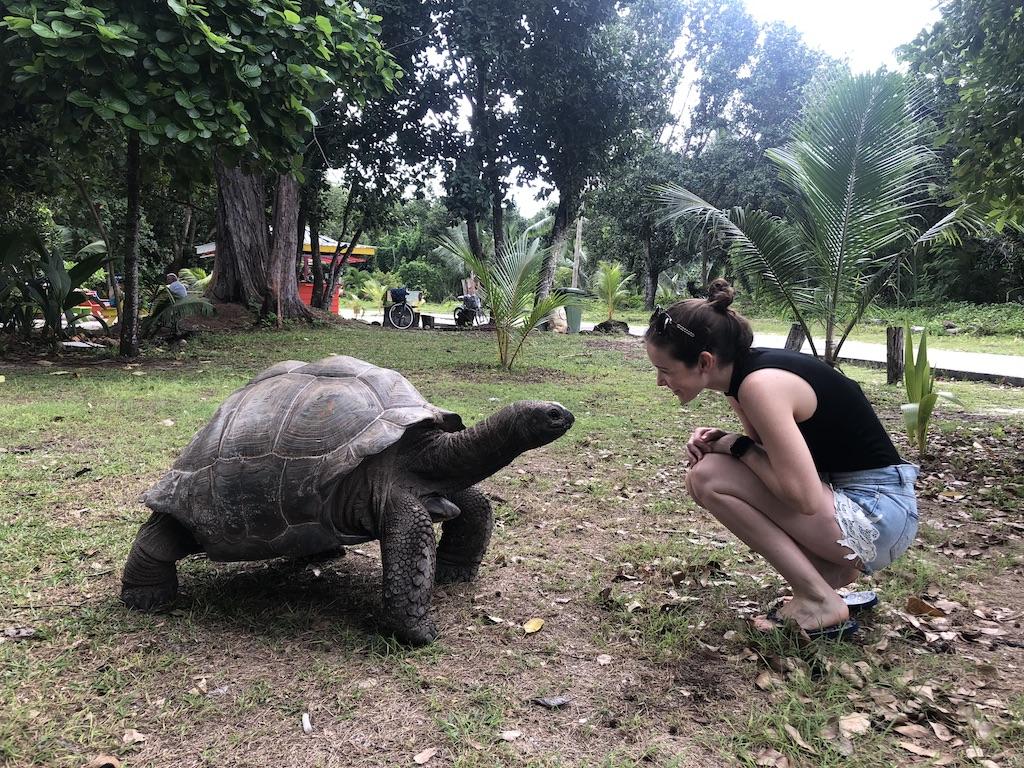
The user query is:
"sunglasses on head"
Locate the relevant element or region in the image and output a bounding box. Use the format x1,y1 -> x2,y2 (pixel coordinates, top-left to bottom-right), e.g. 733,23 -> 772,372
649,306 -> 695,338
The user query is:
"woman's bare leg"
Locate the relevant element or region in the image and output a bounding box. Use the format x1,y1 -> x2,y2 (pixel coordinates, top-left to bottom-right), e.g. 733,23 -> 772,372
686,453 -> 855,631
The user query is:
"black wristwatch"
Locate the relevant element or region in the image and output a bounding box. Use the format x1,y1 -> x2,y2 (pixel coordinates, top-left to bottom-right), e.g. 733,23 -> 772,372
730,435 -> 755,459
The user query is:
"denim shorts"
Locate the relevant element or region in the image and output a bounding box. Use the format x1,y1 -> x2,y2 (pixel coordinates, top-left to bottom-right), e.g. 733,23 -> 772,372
820,463 -> 919,574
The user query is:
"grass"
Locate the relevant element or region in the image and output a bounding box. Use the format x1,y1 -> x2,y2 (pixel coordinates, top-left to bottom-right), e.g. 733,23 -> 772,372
1,323 -> 1023,767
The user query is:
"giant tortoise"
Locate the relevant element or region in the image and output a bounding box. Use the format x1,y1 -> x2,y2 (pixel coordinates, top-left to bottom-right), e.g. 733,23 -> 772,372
122,355 -> 574,644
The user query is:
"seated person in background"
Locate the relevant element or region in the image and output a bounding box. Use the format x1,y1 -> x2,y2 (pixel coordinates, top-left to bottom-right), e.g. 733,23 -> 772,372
166,273 -> 188,299
456,285 -> 482,326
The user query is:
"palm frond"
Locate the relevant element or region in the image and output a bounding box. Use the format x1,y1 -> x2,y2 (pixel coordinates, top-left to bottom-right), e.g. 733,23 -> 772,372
655,183 -> 820,355
141,289 -> 215,337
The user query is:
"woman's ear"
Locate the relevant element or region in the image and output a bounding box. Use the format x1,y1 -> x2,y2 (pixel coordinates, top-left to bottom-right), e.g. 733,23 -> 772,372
697,350 -> 716,373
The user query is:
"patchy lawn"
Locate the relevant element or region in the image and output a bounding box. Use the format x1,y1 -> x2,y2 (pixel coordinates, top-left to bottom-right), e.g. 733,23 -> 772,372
1,325 -> 1022,768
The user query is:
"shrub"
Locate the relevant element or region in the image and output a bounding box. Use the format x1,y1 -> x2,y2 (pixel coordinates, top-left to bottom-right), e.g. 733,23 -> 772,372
396,260 -> 448,303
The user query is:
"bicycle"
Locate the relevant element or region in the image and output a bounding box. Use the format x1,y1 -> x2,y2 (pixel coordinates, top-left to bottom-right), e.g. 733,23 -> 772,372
454,295 -> 486,328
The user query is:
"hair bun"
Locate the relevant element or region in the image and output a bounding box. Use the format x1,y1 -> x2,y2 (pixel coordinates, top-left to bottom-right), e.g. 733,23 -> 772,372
706,278 -> 735,310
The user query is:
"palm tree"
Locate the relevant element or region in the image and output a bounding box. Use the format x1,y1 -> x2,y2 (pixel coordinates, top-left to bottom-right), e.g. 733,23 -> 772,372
437,225 -> 580,370
656,71 -> 981,365
591,260 -> 634,321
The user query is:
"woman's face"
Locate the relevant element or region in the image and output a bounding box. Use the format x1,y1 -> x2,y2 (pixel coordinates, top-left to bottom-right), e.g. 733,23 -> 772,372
646,342 -> 707,405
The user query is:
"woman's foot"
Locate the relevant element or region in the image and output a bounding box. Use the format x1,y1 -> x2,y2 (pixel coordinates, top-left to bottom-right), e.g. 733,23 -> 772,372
776,590 -> 850,632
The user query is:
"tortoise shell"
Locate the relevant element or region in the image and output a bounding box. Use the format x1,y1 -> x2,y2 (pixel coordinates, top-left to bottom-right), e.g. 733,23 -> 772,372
141,356 -> 463,560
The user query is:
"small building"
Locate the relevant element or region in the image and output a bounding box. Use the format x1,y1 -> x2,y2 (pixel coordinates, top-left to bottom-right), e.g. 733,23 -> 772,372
195,231 -> 377,314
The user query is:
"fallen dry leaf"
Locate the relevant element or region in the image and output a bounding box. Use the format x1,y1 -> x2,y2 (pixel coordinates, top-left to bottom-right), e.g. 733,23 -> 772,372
754,671 -> 776,691
930,721 -> 953,741
906,597 -> 946,617
499,730 -> 521,742
532,695 -> 571,709
838,713 -> 871,738
413,747 -> 438,764
893,724 -> 930,739
754,747 -> 790,767
783,724 -> 817,754
898,742 -> 937,757
522,618 -> 544,634
820,719 -> 854,756
121,730 -> 147,746
84,757 -> 121,768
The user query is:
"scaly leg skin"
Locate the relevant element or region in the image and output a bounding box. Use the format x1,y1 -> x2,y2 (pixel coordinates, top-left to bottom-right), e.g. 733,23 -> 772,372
436,486 -> 494,584
121,512 -> 201,610
379,493 -> 438,645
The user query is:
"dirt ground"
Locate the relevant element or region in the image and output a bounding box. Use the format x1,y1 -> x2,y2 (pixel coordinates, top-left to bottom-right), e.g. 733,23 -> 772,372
3,335 -> 1022,768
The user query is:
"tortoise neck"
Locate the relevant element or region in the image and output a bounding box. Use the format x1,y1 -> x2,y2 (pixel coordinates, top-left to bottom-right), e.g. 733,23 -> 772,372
409,410 -> 527,491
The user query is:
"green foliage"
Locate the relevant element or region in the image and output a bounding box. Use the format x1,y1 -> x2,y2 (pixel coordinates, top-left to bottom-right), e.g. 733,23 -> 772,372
883,302 -> 1024,338
0,228 -> 108,340
658,71 -> 985,366
901,321 -> 963,455
140,286 -> 214,338
1,0 -> 396,167
396,260 -> 448,303
901,0 -> 1024,228
178,267 -> 210,293
437,227 -> 582,369
340,266 -> 369,296
591,260 -> 634,321
359,277 -> 387,305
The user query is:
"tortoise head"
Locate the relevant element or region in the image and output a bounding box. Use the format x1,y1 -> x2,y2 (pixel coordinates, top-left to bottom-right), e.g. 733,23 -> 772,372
504,400 -> 575,449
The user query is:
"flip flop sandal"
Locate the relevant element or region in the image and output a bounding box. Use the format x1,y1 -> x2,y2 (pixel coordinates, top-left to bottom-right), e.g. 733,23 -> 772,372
768,591 -> 878,617
803,619 -> 860,641
842,590 -> 878,615
760,612 -> 860,641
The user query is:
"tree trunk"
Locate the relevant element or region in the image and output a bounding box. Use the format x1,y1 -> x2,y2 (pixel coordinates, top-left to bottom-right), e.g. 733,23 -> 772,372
310,215 -> 324,310
538,189 -> 579,301
211,155 -> 269,308
296,190 -> 308,282
119,132 -> 141,358
643,238 -> 659,311
73,174 -> 121,322
264,174 -> 310,321
324,228 -> 362,309
466,216 -> 484,262
571,211 -> 584,289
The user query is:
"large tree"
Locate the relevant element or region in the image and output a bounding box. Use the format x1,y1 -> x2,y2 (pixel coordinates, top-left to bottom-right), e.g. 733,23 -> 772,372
2,0 -> 395,349
515,0 -> 684,300
901,0 -> 1024,228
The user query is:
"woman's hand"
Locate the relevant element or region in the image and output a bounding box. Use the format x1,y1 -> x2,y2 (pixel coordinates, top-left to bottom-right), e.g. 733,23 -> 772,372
706,432 -> 743,456
686,427 -> 728,465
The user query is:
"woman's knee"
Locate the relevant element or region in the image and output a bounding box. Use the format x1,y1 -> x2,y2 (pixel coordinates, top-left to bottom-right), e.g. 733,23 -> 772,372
685,454 -> 732,507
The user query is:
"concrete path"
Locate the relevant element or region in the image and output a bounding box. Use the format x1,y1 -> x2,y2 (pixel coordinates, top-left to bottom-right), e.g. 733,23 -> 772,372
343,309 -> 1024,385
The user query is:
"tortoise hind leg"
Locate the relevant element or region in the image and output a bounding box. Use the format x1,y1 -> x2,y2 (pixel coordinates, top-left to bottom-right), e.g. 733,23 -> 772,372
122,512 -> 200,611
380,493 -> 438,645
436,486 -> 493,584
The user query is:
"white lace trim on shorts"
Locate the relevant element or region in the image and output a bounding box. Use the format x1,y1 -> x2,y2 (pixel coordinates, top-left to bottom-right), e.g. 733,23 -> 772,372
833,490 -> 879,565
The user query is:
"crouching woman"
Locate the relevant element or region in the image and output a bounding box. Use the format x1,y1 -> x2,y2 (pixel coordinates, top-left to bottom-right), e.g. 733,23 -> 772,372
645,279 -> 918,638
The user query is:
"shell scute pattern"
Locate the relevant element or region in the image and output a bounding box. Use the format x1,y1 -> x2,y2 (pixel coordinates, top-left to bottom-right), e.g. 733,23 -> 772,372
142,356 -> 454,561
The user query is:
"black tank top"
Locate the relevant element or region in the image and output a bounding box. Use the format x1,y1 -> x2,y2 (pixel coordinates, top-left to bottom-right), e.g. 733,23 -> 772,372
725,348 -> 902,472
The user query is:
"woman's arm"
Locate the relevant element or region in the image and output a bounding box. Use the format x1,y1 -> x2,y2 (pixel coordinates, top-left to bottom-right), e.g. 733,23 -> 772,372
727,397 -> 761,444
714,370 -> 827,516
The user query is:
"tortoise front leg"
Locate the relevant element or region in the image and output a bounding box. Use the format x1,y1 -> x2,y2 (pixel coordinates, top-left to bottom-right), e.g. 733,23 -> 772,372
122,512 -> 200,610
379,493 -> 438,645
436,486 -> 494,584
